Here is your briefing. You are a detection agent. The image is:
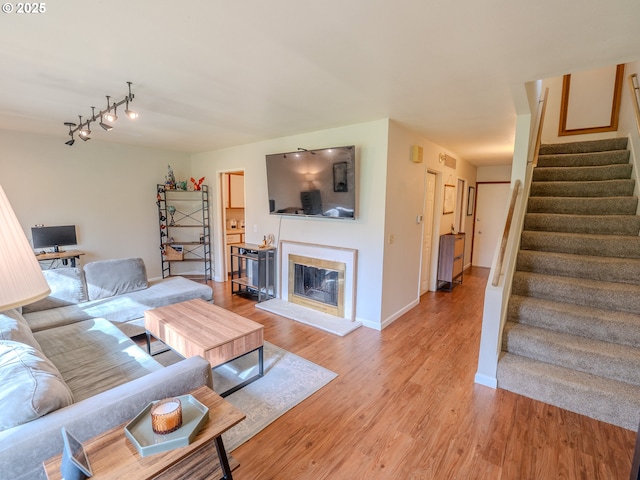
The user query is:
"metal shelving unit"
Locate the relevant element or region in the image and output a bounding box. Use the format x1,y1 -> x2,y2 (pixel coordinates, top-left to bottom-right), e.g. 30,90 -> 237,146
156,184 -> 212,282
230,243 -> 276,302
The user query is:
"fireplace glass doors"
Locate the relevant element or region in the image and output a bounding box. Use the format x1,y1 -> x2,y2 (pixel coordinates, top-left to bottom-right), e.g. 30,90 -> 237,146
288,254 -> 345,317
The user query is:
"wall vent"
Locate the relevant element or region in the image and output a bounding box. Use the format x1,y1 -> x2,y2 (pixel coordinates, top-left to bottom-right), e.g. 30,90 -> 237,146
439,153 -> 457,169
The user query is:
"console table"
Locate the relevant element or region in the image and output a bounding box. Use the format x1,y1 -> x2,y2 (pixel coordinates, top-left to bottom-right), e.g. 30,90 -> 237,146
43,385 -> 245,480
35,250 -> 84,268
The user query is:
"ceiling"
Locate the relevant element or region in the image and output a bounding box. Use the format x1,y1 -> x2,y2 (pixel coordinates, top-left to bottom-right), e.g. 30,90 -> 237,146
1,0 -> 639,166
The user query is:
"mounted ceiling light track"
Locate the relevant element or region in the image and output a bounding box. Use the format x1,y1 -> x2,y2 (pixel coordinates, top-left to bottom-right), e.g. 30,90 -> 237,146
63,82 -> 138,145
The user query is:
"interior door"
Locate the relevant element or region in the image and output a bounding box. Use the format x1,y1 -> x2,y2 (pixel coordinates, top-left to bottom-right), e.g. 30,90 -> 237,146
420,172 -> 437,294
472,182 -> 510,268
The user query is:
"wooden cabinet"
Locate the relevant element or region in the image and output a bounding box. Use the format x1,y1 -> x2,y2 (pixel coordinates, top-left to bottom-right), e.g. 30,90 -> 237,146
437,233 -> 465,291
228,173 -> 244,208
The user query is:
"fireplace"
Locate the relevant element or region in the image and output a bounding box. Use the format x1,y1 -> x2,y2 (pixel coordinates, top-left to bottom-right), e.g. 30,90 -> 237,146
288,255 -> 345,317
280,241 -> 357,321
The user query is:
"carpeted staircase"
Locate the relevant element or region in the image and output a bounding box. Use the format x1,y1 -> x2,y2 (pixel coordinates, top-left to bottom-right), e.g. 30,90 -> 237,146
496,137 -> 640,431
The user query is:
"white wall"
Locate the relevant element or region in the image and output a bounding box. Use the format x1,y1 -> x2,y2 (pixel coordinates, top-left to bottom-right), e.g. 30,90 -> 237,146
191,119 -> 390,329
477,165 -> 511,182
0,130 -> 191,278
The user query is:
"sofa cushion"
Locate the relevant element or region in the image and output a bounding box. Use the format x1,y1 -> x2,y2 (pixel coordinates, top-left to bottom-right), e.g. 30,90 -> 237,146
84,258 -> 148,301
0,340 -> 74,431
34,318 -> 162,402
21,268 -> 88,314
0,309 -> 41,351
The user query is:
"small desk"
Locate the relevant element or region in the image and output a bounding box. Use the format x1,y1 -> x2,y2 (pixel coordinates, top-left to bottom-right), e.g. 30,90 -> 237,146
43,385 -> 245,480
35,249 -> 85,268
145,299 -> 264,397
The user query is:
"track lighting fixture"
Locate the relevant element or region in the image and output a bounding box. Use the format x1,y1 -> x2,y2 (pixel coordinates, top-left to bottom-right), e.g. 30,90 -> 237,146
63,82 -> 139,146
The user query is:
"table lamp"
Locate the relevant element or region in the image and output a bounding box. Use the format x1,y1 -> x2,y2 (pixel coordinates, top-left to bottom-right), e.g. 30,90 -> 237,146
0,184 -> 50,310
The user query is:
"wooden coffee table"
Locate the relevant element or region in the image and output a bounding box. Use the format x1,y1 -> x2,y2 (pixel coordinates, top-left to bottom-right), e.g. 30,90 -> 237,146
44,385 -> 245,480
144,299 -> 264,397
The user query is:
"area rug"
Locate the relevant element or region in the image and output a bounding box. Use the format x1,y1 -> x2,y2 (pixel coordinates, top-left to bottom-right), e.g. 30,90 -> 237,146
153,341 -> 337,451
255,298 -> 362,336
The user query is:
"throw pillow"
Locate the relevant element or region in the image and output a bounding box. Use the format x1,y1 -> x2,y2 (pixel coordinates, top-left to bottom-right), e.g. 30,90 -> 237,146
0,340 -> 74,431
0,309 -> 42,351
21,267 -> 88,313
83,257 -> 148,300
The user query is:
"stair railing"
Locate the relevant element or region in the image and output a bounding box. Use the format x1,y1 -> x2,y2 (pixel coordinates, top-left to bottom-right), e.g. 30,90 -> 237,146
630,74 -> 640,136
491,88 -> 548,287
475,87 -> 549,388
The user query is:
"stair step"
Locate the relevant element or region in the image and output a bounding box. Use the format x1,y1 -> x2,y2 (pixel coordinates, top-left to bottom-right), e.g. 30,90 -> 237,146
503,322 -> 640,386
539,137 -> 628,155
537,150 -> 630,168
520,231 -> 640,258
532,164 -> 633,182
516,250 -> 640,285
508,295 -> 640,347
524,213 -> 640,235
512,271 -> 640,314
530,179 -> 635,197
497,353 -> 640,430
527,196 -> 638,215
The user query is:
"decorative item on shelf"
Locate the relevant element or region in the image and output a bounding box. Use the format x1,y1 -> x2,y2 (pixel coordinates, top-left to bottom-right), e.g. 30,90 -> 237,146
63,82 -> 138,146
164,245 -> 183,261
165,165 -> 176,190
190,176 -> 205,191
176,180 -> 187,191
167,205 -> 176,226
260,233 -> 275,249
150,398 -> 183,435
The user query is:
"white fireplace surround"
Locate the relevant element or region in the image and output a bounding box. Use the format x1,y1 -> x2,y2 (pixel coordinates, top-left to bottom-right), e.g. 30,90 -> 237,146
279,241 -> 357,321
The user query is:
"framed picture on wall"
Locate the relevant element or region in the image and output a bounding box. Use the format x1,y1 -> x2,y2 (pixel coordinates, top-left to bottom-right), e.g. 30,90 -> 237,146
443,184 -> 455,215
467,186 -> 475,216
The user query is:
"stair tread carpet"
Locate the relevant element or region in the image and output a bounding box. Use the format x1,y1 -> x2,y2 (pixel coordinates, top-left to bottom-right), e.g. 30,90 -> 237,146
512,271 -> 640,315
516,250 -> 640,285
527,196 -> 638,215
503,321 -> 640,386
497,353 -> 640,430
508,295 -> 640,347
530,179 -> 635,197
523,213 -> 640,235
520,231 -> 640,258
538,137 -> 628,155
532,164 -> 633,182
537,150 -> 630,167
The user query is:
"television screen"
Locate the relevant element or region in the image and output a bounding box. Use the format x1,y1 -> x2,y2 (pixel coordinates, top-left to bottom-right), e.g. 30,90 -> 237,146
31,225 -> 77,252
265,145 -> 356,219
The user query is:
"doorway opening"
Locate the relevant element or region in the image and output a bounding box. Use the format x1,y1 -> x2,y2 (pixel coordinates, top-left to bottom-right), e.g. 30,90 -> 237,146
220,171 -> 245,277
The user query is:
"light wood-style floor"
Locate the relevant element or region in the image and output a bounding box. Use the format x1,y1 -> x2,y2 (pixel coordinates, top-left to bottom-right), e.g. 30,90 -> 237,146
210,267 -> 636,479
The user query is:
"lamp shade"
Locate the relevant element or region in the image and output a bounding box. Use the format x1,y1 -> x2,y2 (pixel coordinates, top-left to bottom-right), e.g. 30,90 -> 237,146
0,185 -> 50,310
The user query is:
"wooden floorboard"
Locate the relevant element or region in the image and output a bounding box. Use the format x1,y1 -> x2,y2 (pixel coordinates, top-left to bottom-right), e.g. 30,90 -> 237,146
209,267 -> 636,479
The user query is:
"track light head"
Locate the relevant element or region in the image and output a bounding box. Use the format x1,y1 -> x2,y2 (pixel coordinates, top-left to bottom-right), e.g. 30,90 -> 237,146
65,138 -> 75,146
125,99 -> 138,120
64,122 -> 76,146
99,113 -> 113,131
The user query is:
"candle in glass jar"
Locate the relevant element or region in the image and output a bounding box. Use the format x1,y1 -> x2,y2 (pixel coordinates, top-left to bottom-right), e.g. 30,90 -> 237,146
150,398 -> 182,434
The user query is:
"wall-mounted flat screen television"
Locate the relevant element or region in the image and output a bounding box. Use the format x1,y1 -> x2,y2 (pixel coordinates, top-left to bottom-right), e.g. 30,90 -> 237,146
31,225 -> 77,252
265,145 -> 356,219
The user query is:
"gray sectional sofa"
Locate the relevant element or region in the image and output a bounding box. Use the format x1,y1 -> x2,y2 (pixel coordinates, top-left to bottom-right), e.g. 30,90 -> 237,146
0,257 -> 215,480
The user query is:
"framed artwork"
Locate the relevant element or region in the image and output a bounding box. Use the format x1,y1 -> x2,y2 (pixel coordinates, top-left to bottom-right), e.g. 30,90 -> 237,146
443,184 -> 455,215
333,162 -> 348,192
467,186 -> 475,216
